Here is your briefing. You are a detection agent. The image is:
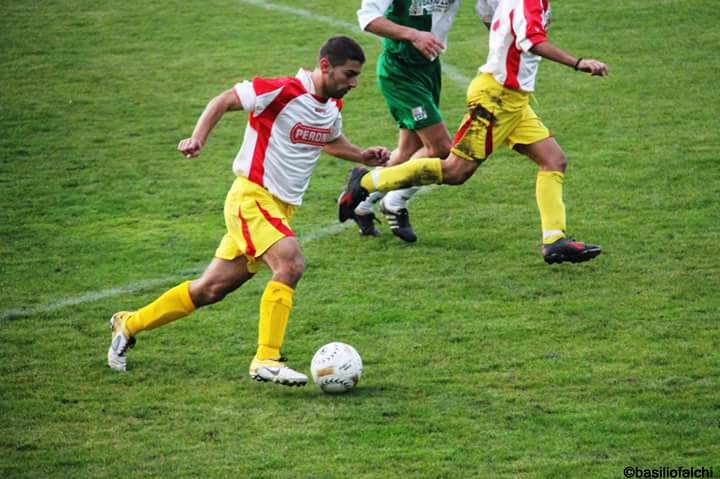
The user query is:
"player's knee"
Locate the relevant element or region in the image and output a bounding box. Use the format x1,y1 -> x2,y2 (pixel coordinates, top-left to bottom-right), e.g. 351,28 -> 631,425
289,257 -> 305,282
441,155 -> 479,185
443,170 -> 473,185
550,152 -> 567,172
425,143 -> 451,159
192,282 -> 229,306
277,256 -> 305,285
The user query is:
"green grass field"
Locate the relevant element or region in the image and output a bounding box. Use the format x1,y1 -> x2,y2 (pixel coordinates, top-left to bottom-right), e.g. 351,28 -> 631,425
2,0 -> 719,477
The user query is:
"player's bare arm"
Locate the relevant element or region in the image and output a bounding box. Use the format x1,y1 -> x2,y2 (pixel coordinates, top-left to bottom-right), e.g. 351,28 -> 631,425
177,89 -> 243,158
530,41 -> 609,77
365,17 -> 445,61
323,135 -> 390,167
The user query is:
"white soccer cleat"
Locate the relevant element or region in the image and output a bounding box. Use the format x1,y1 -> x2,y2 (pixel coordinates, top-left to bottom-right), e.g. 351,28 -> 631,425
107,311 -> 136,372
249,356 -> 308,387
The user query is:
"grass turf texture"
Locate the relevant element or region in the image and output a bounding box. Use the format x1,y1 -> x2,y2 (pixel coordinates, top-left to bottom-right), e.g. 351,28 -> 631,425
1,0 -> 719,477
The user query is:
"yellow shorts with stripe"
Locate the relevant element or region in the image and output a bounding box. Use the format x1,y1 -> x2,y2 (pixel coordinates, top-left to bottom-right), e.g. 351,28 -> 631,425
451,73 -> 551,162
215,176 -> 297,273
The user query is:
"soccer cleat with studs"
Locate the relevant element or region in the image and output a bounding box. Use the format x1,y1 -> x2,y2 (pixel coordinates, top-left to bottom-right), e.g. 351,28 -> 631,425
108,311 -> 137,372
337,167 -> 369,222
249,356 -> 308,387
353,212 -> 381,236
542,236 -> 602,264
379,199 -> 417,243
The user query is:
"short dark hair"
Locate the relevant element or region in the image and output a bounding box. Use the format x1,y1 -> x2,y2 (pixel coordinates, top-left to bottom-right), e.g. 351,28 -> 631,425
319,35 -> 365,66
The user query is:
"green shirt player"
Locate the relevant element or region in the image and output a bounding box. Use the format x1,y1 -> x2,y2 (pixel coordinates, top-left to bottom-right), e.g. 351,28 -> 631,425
348,0 -> 461,242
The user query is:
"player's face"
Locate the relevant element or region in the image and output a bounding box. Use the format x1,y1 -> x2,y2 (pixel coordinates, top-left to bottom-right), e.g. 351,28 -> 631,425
325,60 -> 363,99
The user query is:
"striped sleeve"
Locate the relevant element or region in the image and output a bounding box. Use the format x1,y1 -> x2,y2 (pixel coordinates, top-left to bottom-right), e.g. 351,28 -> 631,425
245,77 -> 306,117
233,81 -> 256,111
514,0 -> 548,52
357,0 -> 393,31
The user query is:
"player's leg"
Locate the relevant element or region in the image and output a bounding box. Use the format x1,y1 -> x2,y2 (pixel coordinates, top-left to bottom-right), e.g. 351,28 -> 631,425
223,178 -> 307,386
338,74 -> 503,221
388,128 -> 426,166
337,149 -> 479,222
249,236 -> 308,386
108,255 -> 254,372
380,122 -> 452,242
256,236 -> 304,360
377,57 -> 450,242
515,137 -> 602,264
352,130 -> 423,236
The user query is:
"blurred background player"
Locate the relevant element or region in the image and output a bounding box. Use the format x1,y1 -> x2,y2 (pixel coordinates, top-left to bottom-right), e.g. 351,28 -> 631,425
108,36 -> 389,384
344,0 -> 460,242
339,0 -> 608,264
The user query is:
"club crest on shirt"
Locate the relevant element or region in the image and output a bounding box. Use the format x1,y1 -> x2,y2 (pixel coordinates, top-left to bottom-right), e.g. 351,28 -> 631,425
409,0 -> 455,16
290,123 -> 331,146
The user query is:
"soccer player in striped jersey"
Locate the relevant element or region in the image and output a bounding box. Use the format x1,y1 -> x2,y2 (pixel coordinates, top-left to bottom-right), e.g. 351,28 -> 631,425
339,0 -> 608,264
108,36 -> 390,384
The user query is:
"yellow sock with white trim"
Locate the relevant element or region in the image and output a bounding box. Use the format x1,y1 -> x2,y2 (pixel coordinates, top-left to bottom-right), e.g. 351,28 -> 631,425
256,281 -> 294,360
125,281 -> 196,335
536,171 -> 567,245
360,158 -> 443,192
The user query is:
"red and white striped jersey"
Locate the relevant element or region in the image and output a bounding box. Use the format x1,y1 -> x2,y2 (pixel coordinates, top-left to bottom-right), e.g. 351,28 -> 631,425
476,0 -> 551,92
233,68 -> 343,206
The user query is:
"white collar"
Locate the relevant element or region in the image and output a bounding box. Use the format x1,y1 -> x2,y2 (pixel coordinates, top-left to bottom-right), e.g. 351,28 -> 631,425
296,68 -> 315,94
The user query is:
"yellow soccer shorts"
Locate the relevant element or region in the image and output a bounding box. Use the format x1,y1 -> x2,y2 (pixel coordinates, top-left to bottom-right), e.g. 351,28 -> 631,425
215,176 -> 297,273
451,73 -> 551,162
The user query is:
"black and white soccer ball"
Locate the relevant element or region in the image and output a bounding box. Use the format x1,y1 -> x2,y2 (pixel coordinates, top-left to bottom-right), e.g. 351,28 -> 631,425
310,342 -> 363,394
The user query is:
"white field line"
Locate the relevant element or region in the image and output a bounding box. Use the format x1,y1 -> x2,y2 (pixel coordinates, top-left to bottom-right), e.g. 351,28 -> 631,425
1,187 -> 437,321
0,221 -> 352,320
1,2 -> 463,321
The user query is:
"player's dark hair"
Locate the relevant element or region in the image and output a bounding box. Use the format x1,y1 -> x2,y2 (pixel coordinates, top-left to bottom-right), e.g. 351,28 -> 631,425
319,36 -> 365,66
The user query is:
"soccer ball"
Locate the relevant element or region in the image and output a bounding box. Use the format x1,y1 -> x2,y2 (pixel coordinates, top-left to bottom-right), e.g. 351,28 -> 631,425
310,342 -> 363,394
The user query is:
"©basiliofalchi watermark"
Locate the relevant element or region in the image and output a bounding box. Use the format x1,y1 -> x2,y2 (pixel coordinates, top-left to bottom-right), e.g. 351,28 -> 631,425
623,466 -> 714,478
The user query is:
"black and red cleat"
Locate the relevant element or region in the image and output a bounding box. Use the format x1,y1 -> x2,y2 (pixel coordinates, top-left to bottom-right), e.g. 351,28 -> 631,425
337,167 -> 369,222
542,237 -> 602,264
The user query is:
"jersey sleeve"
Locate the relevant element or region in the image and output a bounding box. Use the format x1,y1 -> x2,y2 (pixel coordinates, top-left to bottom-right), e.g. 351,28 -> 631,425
357,0 -> 393,31
514,0 -> 548,52
329,112 -> 343,142
235,77 -> 300,116
233,81 -> 256,111
475,0 -> 498,23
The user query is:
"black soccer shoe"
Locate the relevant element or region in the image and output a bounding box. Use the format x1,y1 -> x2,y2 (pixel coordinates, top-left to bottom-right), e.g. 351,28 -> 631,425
354,212 -> 380,236
542,237 -> 602,264
380,200 -> 417,243
337,167 -> 369,222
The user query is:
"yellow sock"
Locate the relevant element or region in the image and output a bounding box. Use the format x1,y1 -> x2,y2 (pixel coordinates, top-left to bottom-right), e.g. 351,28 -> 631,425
126,281 -> 196,335
536,171 -> 567,244
256,281 -> 294,360
360,158 -> 443,192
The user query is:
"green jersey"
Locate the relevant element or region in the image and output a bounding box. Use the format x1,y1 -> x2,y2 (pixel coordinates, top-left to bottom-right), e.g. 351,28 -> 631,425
358,0 -> 461,65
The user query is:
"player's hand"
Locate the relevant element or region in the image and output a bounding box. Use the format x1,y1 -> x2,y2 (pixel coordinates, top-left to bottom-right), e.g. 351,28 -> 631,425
411,31 -> 445,61
361,147 -> 390,166
177,137 -> 203,158
577,59 -> 608,77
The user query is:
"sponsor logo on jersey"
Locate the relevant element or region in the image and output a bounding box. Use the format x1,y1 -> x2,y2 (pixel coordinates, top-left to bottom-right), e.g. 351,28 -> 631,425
290,123 -> 331,146
409,0 -> 455,16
